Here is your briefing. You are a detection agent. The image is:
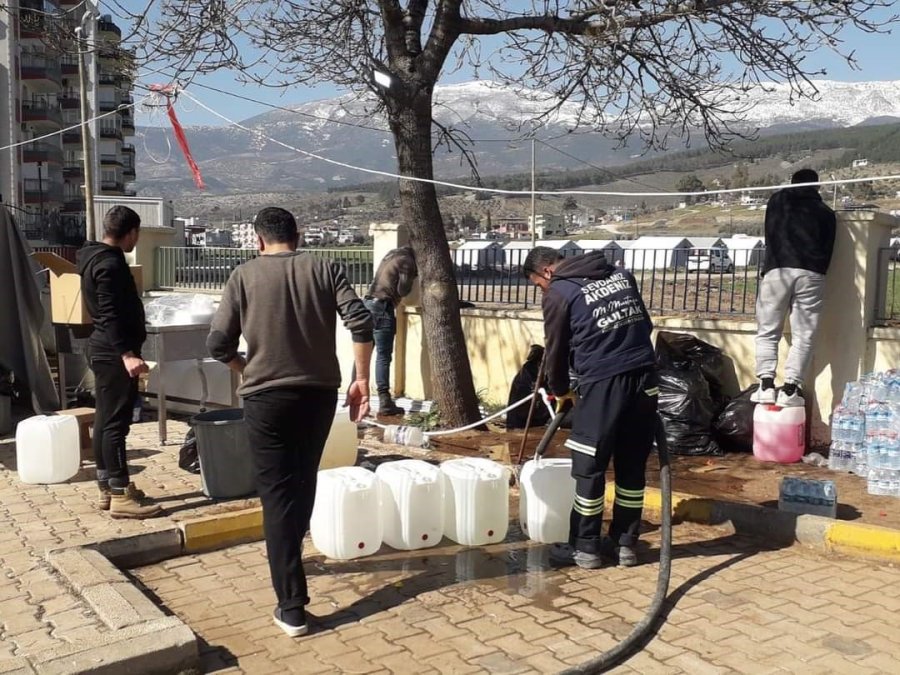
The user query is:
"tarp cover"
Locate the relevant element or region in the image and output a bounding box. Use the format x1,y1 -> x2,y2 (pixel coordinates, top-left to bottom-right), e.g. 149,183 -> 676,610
0,209 -> 59,411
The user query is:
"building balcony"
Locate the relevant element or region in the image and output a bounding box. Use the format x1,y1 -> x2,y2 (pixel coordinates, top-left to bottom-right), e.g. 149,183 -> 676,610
99,126 -> 123,140
59,95 -> 79,109
101,180 -> 124,193
98,71 -> 120,86
124,188 -> 137,197
23,141 -> 63,165
121,117 -> 135,134
24,179 -> 63,205
100,153 -> 122,166
20,53 -> 62,91
63,161 -> 84,178
22,101 -> 62,128
62,130 -> 82,145
97,18 -> 122,39
123,166 -> 136,179
60,55 -> 78,75
121,93 -> 134,105
19,1 -> 51,38
121,143 -> 135,155
99,99 -> 118,112
62,199 -> 85,213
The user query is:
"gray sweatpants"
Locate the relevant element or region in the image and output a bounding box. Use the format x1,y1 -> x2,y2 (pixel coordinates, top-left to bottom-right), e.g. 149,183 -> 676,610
755,268 -> 826,387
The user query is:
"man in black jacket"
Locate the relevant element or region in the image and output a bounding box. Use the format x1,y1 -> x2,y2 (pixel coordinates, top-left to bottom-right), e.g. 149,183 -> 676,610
752,169 -> 836,407
524,247 -> 658,569
78,206 -> 161,519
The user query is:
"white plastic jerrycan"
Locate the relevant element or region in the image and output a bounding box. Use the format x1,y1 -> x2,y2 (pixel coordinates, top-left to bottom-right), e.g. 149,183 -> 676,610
753,404 -> 806,463
518,457 -> 575,544
310,466 -> 382,560
440,457 -> 509,546
16,414 -> 80,484
376,459 -> 444,550
319,408 -> 359,471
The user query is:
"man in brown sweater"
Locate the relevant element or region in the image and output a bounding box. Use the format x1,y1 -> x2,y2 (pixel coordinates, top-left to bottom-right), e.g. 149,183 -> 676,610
207,207 -> 373,638
365,246 -> 417,415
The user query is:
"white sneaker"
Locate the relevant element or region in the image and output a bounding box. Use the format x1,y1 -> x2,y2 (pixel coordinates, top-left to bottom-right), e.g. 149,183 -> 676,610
776,389 -> 805,408
273,608 -> 308,638
750,381 -> 776,404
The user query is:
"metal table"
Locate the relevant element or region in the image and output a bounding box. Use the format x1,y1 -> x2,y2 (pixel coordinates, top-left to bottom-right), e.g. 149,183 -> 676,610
143,323 -> 239,444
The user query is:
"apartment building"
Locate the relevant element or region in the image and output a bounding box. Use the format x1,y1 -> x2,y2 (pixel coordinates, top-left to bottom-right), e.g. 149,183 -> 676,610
0,1 -> 135,244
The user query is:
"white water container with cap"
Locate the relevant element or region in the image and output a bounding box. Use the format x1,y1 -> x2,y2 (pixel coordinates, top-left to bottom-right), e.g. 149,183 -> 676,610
377,459 -> 444,550
310,466 -> 382,560
319,408 -> 359,471
518,457 -> 575,544
16,414 -> 80,484
441,457 -> 509,546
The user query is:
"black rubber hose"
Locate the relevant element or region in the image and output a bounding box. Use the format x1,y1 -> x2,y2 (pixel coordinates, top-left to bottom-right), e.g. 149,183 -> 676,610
559,414 -> 673,674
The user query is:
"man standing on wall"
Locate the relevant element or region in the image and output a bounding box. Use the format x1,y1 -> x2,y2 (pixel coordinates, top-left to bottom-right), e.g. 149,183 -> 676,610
524,246 -> 658,569
752,169 -> 836,407
364,245 -> 417,415
78,206 -> 161,519
208,207 -> 373,637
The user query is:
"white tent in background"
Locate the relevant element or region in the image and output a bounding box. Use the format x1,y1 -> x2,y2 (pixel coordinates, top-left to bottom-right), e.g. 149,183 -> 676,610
503,240 -> 532,270
687,236 -> 726,251
575,239 -> 625,263
722,235 -> 765,267
536,239 -> 582,257
452,240 -> 504,271
622,236 -> 691,270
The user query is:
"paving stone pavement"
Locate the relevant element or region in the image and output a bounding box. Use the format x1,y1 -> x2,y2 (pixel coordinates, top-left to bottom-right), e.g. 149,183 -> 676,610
132,519 -> 900,675
0,416 -> 254,660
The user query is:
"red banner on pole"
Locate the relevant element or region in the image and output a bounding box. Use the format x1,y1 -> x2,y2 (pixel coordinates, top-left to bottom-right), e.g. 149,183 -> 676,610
149,84 -> 205,190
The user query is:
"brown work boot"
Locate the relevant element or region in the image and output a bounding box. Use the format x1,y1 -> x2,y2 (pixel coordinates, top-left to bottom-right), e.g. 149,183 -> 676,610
97,483 -> 147,511
109,490 -> 162,519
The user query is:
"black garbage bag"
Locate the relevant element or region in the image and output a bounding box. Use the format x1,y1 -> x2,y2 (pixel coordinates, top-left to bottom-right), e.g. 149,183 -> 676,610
658,363 -> 723,456
656,331 -> 728,413
178,428 -> 201,474
713,384 -> 758,453
507,345 -> 549,430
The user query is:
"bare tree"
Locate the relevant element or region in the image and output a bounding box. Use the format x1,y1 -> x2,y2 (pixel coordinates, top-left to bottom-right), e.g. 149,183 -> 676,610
110,0 -> 894,425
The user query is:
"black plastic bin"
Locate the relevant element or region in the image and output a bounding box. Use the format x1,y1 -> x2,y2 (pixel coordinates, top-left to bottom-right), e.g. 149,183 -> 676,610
191,409 -> 256,499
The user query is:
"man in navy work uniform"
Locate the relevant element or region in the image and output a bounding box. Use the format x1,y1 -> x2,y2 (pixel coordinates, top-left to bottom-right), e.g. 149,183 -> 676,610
524,246 -> 658,569
208,207 -> 373,637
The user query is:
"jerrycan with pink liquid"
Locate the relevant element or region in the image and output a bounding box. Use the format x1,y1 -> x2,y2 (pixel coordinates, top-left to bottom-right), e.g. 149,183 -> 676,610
753,404 -> 806,463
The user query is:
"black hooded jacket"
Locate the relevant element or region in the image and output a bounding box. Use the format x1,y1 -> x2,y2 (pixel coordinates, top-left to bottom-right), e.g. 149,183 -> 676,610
542,252 -> 656,395
77,242 -> 146,359
763,185 -> 836,275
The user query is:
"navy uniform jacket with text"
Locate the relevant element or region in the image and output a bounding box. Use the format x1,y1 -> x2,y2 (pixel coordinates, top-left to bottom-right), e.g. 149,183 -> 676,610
542,252 -> 656,396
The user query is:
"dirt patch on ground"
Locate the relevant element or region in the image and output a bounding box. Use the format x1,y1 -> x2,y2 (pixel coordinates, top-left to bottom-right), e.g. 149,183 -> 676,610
386,425 -> 900,532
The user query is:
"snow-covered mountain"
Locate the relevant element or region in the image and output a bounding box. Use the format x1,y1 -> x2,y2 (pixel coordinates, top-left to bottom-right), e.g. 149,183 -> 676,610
134,79 -> 900,196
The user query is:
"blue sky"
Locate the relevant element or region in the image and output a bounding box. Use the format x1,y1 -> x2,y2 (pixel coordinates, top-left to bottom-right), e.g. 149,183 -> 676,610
130,9 -> 898,128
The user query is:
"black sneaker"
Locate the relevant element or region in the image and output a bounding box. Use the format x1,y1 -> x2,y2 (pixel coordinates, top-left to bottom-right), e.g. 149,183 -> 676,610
273,607 -> 308,637
600,536 -> 638,567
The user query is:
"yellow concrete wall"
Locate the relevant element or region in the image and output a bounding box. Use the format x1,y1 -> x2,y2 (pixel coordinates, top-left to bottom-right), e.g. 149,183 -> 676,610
867,328 -> 900,374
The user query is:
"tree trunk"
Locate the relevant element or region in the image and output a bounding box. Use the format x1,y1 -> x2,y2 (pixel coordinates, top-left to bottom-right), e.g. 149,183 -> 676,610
389,99 -> 482,427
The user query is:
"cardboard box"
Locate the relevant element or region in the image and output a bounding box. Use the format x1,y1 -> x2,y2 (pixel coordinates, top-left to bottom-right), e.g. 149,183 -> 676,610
33,251 -> 143,325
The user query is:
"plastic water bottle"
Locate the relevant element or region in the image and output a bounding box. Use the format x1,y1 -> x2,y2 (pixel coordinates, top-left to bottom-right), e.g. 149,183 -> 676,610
868,469 -> 883,496
383,425 -> 426,447
829,441 -> 845,471
843,381 -> 864,412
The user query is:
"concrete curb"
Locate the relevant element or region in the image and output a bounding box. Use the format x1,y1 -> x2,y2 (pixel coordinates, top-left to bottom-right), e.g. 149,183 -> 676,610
635,487 -> 900,563
170,490 -> 900,564
34,546 -> 198,675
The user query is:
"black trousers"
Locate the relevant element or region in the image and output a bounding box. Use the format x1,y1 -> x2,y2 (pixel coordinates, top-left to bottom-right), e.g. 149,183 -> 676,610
91,359 -> 138,489
243,386 -> 337,610
564,367 -> 659,553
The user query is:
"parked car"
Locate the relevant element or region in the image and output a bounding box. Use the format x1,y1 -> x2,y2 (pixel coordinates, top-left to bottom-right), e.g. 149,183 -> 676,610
687,248 -> 734,273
